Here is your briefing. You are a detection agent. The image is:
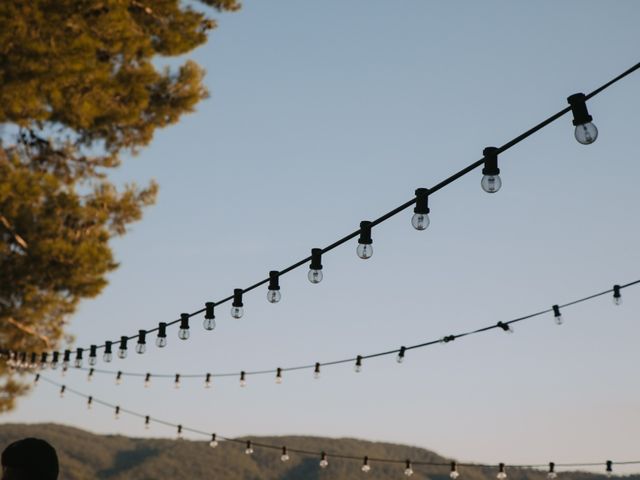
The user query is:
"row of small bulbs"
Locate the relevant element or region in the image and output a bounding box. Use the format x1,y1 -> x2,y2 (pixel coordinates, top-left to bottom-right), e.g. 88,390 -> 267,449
1,93 -> 601,370
34,374 -> 621,479
5,285 -> 624,379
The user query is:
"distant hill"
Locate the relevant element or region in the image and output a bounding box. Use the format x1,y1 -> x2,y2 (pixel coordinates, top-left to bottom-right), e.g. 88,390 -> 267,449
0,424 -> 635,480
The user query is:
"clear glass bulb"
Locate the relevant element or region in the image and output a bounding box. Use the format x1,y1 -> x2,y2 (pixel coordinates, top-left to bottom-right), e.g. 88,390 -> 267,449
313,371 -> 320,380
361,465 -> 371,473
87,372 -> 93,382
319,459 -> 329,469
74,358 -> 83,368
267,289 -> 281,303
281,454 -> 290,462
62,360 -> 69,370
613,296 -> 622,306
115,411 -> 120,420
481,174 -> 502,193
203,318 -> 216,331
497,472 -> 507,479
396,354 -> 404,364
554,314 -> 563,325
145,422 -> 150,430
116,377 -> 122,385
450,471 -> 460,479
156,336 -> 167,348
59,390 -> 65,398
308,269 -> 323,284
174,380 -> 180,389
205,379 -> 212,389
404,467 -> 414,477
87,401 -> 92,410
231,306 -> 244,319
178,328 -> 190,340
411,213 -> 430,231
61,366 -> 67,377
51,361 -> 58,370
135,343 -> 146,354
209,440 -> 218,448
245,447 -> 253,455
88,357 -> 97,366
275,376 -> 283,384
144,379 -> 150,388
354,364 -> 362,373
357,243 -> 373,259
574,122 -> 598,145
117,349 -> 127,359
240,379 -> 247,388
548,473 -> 557,479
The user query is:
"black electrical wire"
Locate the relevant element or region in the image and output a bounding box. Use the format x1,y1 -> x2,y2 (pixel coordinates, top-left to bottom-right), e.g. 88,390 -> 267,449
23,279 -> 639,382
34,374 -> 640,471
6,60 -> 640,359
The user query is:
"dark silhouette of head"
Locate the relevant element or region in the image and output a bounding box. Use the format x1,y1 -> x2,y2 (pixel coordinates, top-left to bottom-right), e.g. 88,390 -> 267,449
1,438 -> 59,480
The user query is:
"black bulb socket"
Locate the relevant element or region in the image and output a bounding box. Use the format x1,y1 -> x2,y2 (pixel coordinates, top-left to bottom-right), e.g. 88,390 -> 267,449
358,221 -> 373,245
233,289 -> 244,308
268,271 -> 280,291
482,147 -> 500,176
414,188 -> 430,215
567,93 -> 593,126
310,248 -> 323,270
105,341 -> 112,354
75,348 -> 83,360
63,350 -> 71,363
119,336 -> 128,350
158,322 -> 167,338
205,302 -> 215,320
613,284 -> 621,299
180,314 -> 190,330
138,330 -> 146,345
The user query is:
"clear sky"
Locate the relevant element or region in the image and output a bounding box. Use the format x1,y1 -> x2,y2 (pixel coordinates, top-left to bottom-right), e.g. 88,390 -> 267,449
5,0 -> 640,475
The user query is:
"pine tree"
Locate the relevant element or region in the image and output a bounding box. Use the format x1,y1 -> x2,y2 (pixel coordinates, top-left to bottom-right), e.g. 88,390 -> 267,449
0,0 -> 240,411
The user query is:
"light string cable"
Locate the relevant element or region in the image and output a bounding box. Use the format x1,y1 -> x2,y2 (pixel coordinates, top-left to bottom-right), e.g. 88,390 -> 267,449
15,279 -> 638,385
32,374 -> 640,478
6,60 -> 640,366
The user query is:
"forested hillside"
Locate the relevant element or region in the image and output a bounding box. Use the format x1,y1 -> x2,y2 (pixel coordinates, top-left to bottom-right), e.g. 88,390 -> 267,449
0,424 -> 635,480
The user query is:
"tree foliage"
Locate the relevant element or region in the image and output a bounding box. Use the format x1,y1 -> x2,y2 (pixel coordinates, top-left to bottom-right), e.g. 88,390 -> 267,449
0,0 -> 240,411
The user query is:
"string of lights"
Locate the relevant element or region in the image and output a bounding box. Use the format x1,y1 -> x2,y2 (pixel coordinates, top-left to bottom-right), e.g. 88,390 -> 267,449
32,374 -> 640,478
9,279 -> 638,387
4,60 -> 640,369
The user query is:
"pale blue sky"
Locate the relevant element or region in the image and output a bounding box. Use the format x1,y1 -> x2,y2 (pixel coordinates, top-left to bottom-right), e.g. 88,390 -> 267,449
6,0 -> 640,475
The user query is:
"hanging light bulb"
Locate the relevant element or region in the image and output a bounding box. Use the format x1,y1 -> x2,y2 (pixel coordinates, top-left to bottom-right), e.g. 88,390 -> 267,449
209,433 -> 218,448
245,440 -> 253,455
59,385 -> 66,398
547,462 -> 557,479
61,364 -> 68,377
205,373 -> 212,389
177,425 -> 183,440
174,374 -> 181,389
144,416 -> 150,430
267,271 -> 282,303
115,406 -> 121,420
275,367 -> 283,384
567,93 -> 598,145
357,221 -> 373,259
319,452 -> 329,469
412,188 -> 431,230
308,248 -> 324,283
497,463 -> 507,479
178,314 -> 190,340
87,368 -> 94,382
396,346 -> 406,364
239,371 -> 247,388
62,350 -> 71,370
33,373 -> 40,385
450,461 -> 460,479
552,305 -> 563,325
156,322 -> 168,348
88,345 -> 97,366
39,352 -> 49,370
115,371 -> 123,385
497,321 -> 514,334
103,341 -> 113,363
361,456 -> 371,473
203,302 -> 216,331
144,373 -> 151,388
313,362 -> 321,379
606,460 -> 613,478
51,351 -> 60,370
481,146 -> 502,193
20,352 -> 28,369
280,446 -> 290,462
404,459 -> 414,477
117,336 -> 128,359
87,396 -> 93,410
136,330 -> 147,354
30,352 -> 38,369
231,289 -> 244,319
354,355 -> 363,373
613,285 -> 622,306
74,348 -> 83,368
